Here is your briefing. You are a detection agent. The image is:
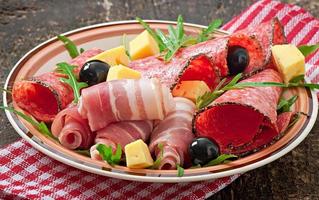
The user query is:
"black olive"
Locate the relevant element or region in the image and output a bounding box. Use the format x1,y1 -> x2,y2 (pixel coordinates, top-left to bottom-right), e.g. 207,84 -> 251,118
227,46 -> 249,75
189,137 -> 220,165
79,60 -> 110,86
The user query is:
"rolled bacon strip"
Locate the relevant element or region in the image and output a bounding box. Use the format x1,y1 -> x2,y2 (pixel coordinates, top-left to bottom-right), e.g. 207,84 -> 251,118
78,78 -> 175,131
194,69 -> 284,155
51,105 -> 95,150
12,49 -> 103,122
149,97 -> 195,169
90,120 -> 153,160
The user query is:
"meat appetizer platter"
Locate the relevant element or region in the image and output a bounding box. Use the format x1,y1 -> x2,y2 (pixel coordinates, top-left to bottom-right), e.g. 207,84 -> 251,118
2,16 -> 319,182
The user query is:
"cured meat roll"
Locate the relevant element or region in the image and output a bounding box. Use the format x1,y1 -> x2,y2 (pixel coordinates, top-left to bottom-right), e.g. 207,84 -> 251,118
236,18 -> 286,72
90,120 -> 153,160
194,69 -> 285,155
51,105 -> 95,150
78,78 -> 175,131
129,29 -> 264,89
12,49 -> 103,122
149,97 -> 195,169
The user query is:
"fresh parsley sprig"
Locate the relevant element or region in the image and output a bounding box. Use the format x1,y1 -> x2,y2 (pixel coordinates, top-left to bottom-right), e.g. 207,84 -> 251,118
57,35 -> 84,59
298,44 -> 319,57
0,106 -> 56,139
137,15 -> 196,61
204,154 -> 238,167
196,74 -> 319,109
197,19 -> 223,43
56,62 -> 88,104
96,143 -> 122,166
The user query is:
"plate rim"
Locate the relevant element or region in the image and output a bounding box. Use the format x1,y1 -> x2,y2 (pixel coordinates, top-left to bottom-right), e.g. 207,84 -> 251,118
3,20 -> 318,183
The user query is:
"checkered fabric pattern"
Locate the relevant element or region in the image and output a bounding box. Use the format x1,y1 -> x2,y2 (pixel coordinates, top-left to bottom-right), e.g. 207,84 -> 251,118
1,0 -> 318,199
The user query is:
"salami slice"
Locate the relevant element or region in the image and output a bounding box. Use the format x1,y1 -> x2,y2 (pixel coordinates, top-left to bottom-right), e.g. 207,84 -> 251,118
236,18 -> 286,72
129,31 -> 264,89
12,49 -> 102,122
193,69 -> 284,155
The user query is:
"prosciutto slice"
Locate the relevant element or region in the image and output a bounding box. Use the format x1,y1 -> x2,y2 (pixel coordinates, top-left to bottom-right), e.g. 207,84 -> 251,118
51,105 -> 94,150
149,97 -> 195,169
90,120 -> 153,160
78,78 -> 175,131
12,49 -> 103,122
194,69 -> 284,155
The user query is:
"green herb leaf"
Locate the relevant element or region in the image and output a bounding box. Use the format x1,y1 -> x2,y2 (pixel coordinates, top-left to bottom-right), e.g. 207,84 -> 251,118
0,88 -> 12,94
57,35 -> 80,58
111,144 -> 122,165
122,34 -> 131,60
197,19 -> 223,43
56,62 -> 88,104
136,17 -> 166,52
75,149 -> 91,157
137,15 -> 196,62
96,144 -> 113,163
80,48 -> 85,53
298,44 -> 319,57
150,143 -> 164,169
289,74 -> 305,83
196,72 -> 319,110
204,154 -> 237,167
96,143 -> 122,166
277,95 -> 298,113
0,106 -> 56,139
176,164 -> 184,177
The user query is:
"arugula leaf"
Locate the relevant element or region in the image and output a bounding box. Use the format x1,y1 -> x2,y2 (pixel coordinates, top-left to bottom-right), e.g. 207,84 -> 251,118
111,144 -> 122,165
96,143 -> 122,165
136,17 -> 166,52
197,19 -> 223,43
0,88 -> 12,94
298,44 -> 319,57
75,149 -> 91,157
176,164 -> 184,177
204,154 -> 237,167
196,72 -> 319,109
0,106 -> 56,139
122,34 -> 131,60
56,62 -> 88,104
277,95 -> 298,114
137,15 -> 196,62
57,35 -> 81,58
289,74 -> 305,83
150,143 -> 164,169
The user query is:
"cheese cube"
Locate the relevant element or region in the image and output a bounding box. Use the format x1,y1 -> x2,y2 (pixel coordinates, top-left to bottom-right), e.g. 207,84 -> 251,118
129,30 -> 160,60
172,81 -> 211,102
89,46 -> 129,66
107,64 -> 141,81
271,44 -> 305,83
125,139 -> 154,169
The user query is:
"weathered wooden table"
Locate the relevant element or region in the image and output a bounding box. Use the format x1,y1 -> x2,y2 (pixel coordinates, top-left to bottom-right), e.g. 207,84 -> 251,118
1,0 -> 318,199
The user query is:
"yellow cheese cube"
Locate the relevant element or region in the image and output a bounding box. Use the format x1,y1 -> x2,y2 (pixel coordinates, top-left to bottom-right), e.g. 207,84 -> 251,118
125,139 -> 154,169
107,64 -> 141,81
172,81 -> 211,102
89,46 -> 129,66
129,30 -> 160,60
271,44 -> 305,84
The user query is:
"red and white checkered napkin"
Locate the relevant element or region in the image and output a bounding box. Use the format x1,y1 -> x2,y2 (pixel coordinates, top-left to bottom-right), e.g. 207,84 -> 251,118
1,0 -> 318,199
